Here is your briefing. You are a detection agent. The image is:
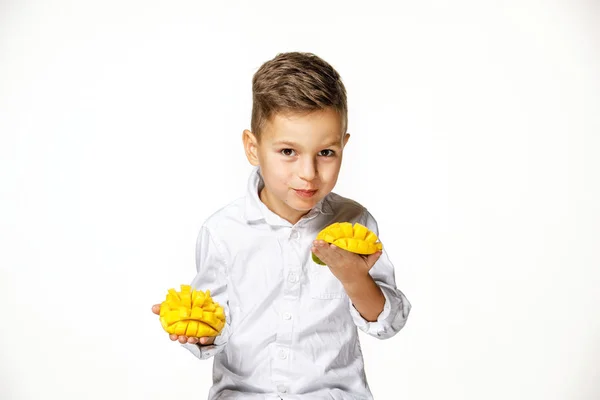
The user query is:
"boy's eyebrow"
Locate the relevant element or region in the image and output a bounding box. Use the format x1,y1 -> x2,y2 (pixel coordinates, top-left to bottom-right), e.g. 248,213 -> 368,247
272,140 -> 298,147
322,140 -> 342,148
272,139 -> 342,148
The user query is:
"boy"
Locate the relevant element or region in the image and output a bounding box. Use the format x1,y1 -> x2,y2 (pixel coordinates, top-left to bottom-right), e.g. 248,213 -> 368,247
152,52 -> 411,399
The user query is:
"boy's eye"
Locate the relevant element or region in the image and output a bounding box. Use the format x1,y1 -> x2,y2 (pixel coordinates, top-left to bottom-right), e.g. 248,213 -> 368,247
281,148 -> 296,156
319,149 -> 335,157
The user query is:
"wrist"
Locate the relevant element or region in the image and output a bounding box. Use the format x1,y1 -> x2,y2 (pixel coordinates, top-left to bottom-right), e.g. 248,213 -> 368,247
341,272 -> 372,293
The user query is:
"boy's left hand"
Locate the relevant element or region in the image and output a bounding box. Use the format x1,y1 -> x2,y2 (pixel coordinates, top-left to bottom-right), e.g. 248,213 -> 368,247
311,240 -> 382,285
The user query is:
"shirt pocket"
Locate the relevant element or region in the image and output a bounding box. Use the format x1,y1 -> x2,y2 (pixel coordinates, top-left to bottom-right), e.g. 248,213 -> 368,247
307,263 -> 347,299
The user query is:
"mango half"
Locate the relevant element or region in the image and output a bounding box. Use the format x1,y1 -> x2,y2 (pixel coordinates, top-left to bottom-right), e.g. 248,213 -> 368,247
312,222 -> 383,265
159,284 -> 225,337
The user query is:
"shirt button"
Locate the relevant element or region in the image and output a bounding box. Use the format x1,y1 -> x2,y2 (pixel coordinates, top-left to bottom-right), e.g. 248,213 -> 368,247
282,312 -> 292,320
290,230 -> 300,240
277,384 -> 287,393
277,348 -> 288,359
288,273 -> 298,283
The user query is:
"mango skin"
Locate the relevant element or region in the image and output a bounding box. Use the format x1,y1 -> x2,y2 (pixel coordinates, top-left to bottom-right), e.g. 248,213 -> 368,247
312,222 -> 383,265
159,284 -> 225,337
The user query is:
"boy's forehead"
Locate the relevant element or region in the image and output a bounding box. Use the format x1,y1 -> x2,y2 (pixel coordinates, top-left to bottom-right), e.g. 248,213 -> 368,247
263,109 -> 344,142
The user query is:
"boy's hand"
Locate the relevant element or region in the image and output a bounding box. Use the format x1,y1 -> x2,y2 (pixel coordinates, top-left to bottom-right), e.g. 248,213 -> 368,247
151,304 -> 216,346
311,240 -> 382,285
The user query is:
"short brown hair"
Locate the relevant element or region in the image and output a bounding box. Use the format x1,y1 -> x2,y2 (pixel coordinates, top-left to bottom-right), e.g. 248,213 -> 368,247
251,52 -> 348,140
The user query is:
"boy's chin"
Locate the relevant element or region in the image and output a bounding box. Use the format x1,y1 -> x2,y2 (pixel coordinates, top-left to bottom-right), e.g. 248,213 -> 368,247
288,197 -> 319,211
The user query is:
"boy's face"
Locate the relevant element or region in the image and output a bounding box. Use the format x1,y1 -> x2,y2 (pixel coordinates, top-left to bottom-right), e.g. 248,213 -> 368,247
243,107 -> 350,224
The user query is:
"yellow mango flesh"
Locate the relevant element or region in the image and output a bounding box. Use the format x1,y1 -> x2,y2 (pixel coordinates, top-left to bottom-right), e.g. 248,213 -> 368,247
159,285 -> 226,337
312,222 -> 383,265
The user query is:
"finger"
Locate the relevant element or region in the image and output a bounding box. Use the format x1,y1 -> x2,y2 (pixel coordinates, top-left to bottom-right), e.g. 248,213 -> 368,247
200,336 -> 215,345
328,243 -> 346,255
313,243 -> 341,263
324,243 -> 350,264
169,334 -> 178,341
187,337 -> 199,344
313,240 -> 329,249
312,246 -> 327,263
151,304 -> 161,315
178,335 -> 188,344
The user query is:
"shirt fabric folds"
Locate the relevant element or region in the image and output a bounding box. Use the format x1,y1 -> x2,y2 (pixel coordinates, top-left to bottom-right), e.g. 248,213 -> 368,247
182,166 -> 411,400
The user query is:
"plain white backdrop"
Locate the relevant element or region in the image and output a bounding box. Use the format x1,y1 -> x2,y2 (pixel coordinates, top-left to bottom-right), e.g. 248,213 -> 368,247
1,1 -> 599,399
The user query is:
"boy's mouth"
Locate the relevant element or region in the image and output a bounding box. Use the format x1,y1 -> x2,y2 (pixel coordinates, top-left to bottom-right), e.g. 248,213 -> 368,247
293,189 -> 317,198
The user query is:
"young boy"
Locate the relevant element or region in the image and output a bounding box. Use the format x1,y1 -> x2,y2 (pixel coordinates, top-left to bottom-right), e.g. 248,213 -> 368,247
152,52 -> 411,399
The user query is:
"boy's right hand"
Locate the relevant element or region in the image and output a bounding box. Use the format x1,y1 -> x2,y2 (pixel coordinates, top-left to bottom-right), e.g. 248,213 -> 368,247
151,304 -> 216,346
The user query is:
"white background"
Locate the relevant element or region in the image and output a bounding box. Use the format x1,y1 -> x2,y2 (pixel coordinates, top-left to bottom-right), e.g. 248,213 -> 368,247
1,1 -> 599,399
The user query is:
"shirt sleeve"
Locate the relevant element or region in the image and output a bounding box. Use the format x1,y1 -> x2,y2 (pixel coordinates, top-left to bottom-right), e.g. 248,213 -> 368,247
181,225 -> 231,359
348,210 -> 411,339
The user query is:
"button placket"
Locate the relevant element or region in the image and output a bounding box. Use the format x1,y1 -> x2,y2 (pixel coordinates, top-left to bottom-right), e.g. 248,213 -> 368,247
272,234 -> 298,386
277,384 -> 287,393
287,271 -> 298,283
283,234 -> 302,297
277,348 -> 288,359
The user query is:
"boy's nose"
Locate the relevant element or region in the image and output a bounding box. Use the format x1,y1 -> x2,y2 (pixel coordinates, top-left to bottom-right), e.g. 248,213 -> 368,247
298,157 -> 317,181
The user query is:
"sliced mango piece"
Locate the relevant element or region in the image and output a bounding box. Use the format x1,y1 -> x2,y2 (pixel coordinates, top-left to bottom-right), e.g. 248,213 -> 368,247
196,323 -> 219,337
312,222 -> 383,265
158,284 -> 226,337
173,321 -> 187,335
192,291 -> 206,308
185,320 -> 199,336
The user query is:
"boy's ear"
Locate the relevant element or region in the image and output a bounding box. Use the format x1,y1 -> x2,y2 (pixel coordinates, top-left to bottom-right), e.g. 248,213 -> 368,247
242,129 -> 260,166
343,133 -> 350,147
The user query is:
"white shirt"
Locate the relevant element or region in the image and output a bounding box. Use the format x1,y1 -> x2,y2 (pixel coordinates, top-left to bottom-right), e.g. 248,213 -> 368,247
182,166 -> 411,400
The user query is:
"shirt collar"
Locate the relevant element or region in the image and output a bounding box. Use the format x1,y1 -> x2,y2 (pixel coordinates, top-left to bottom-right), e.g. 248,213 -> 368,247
243,166 -> 333,225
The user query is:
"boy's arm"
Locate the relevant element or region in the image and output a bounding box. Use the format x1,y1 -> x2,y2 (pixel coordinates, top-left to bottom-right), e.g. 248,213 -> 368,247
181,225 -> 231,359
346,210 -> 411,339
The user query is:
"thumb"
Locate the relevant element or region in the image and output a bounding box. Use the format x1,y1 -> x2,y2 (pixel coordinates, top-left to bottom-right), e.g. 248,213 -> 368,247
366,251 -> 382,269
151,304 -> 161,315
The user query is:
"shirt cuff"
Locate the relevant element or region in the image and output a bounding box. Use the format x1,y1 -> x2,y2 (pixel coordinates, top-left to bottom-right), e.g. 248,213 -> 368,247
348,284 -> 410,339
181,323 -> 230,360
